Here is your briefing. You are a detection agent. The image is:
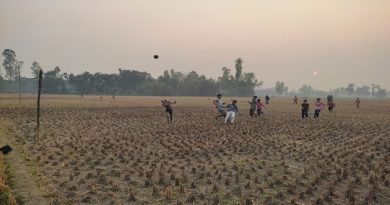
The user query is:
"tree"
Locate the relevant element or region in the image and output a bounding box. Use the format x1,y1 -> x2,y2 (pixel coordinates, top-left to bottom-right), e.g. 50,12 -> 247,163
345,83 -> 355,96
355,85 -> 370,97
43,66 -> 65,93
117,68 -> 151,95
371,84 -> 376,97
16,61 -> 24,99
31,61 -> 42,78
376,88 -> 387,98
2,49 -> 17,81
373,85 -> 387,98
275,81 -> 286,96
284,86 -> 288,95
299,85 -> 314,96
235,58 -> 243,81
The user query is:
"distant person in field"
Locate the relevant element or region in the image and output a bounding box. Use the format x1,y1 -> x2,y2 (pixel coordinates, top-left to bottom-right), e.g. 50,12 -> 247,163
161,100 -> 176,124
225,100 -> 238,123
328,100 -> 336,112
301,99 -> 309,120
314,98 -> 325,119
355,97 -> 361,108
293,96 -> 298,104
213,94 -> 226,119
327,94 -> 331,105
248,96 -> 257,117
256,99 -> 265,116
265,95 -> 270,104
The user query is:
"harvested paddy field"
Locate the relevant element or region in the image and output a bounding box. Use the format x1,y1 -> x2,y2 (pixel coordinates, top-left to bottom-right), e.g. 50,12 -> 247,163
0,95 -> 389,204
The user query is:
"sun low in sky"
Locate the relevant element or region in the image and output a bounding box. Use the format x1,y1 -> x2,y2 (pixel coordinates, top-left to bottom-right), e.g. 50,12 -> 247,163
1,0 -> 389,90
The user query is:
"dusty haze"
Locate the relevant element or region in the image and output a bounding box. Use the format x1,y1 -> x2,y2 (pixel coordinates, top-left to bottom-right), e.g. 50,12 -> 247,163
1,0 -> 389,90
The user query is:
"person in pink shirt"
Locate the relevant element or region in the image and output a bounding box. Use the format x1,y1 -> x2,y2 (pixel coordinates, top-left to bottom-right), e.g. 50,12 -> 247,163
256,99 -> 265,116
314,98 -> 325,119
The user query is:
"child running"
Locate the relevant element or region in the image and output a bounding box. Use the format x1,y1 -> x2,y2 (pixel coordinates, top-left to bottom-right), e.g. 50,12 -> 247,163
213,94 -> 226,119
225,100 -> 238,124
328,100 -> 336,112
314,98 -> 325,119
248,96 -> 257,117
355,97 -> 361,108
301,99 -> 309,120
293,96 -> 298,104
161,100 -> 176,124
256,99 -> 265,116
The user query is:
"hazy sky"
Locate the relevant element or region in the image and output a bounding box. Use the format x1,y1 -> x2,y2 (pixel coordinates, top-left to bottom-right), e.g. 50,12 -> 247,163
1,0 -> 389,90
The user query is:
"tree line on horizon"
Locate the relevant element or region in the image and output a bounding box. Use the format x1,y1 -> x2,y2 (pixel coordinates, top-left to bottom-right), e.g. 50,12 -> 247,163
1,49 -> 387,98
265,82 -> 387,98
0,49 -> 262,96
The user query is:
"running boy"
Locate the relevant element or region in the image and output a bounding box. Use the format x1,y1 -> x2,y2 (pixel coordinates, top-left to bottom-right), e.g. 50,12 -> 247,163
161,100 -> 176,124
225,100 -> 238,124
314,98 -> 325,119
256,99 -> 265,116
301,99 -> 309,120
328,100 -> 336,112
248,96 -> 257,117
355,97 -> 361,109
293,96 -> 298,104
213,94 -> 226,119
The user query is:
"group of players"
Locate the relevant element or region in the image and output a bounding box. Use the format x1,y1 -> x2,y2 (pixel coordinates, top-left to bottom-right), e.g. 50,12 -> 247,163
161,94 -> 362,124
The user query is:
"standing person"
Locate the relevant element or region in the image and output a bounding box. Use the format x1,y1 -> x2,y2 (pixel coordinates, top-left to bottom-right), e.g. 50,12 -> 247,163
256,99 -> 265,116
314,98 -> 325,119
328,100 -> 336,112
213,94 -> 226,119
248,96 -> 257,117
355,97 -> 361,108
161,100 -> 176,124
301,99 -> 309,120
293,96 -> 298,104
225,100 -> 238,124
265,95 -> 270,104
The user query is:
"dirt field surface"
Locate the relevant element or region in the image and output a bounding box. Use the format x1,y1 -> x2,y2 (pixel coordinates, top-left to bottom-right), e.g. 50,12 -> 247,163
0,94 -> 390,205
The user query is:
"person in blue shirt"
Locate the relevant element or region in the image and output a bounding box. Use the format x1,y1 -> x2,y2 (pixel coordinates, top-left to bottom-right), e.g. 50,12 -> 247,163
224,100 -> 238,124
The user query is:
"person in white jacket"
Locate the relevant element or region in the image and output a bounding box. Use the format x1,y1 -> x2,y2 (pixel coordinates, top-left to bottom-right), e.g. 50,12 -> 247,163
213,94 -> 226,119
225,100 -> 238,123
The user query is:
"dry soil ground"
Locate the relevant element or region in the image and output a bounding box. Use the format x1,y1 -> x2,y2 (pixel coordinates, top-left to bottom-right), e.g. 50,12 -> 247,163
0,95 -> 389,205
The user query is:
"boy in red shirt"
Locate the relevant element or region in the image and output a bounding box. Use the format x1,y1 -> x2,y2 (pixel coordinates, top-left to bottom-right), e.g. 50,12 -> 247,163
256,99 -> 265,116
355,97 -> 361,108
328,100 -> 336,112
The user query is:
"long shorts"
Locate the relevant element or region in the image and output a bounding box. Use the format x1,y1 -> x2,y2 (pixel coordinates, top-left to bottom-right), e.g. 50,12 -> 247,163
225,111 -> 236,123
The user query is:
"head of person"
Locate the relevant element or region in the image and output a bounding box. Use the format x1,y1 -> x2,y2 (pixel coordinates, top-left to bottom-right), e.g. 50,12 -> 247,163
317,98 -> 321,102
232,100 -> 237,105
357,97 -> 359,100
253,96 -> 257,100
304,99 -> 308,103
257,99 -> 261,102
217,94 -> 222,99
